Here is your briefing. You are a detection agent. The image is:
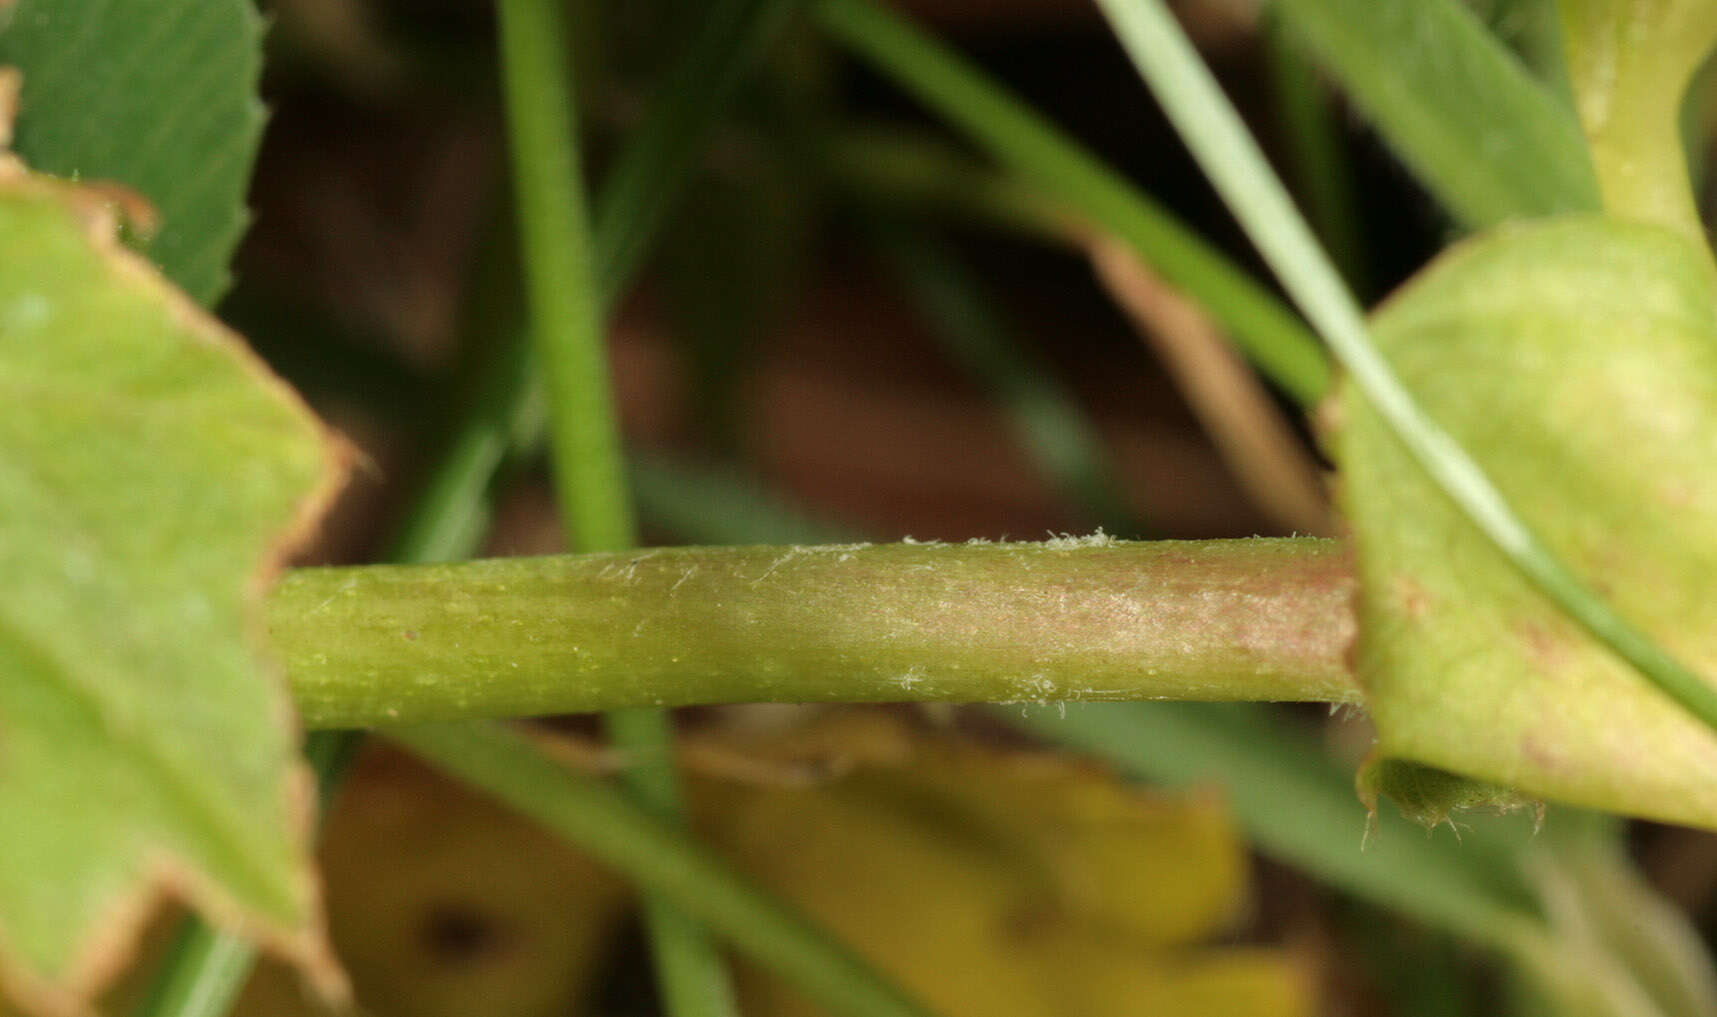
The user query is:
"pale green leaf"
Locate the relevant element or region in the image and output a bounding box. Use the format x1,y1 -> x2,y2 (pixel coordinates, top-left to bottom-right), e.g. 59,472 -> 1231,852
0,164 -> 342,1015
0,0 -> 267,306
1336,217 -> 1717,829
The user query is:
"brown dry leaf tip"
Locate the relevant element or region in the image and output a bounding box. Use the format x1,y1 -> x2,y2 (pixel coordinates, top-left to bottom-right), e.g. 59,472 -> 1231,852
0,70 -> 163,237
82,181 -> 161,240
1,848 -> 346,1017
0,67 -> 18,149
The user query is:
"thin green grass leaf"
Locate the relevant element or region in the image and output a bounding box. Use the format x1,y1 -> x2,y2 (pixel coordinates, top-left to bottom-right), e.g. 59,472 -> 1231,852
0,0 -> 266,305
498,0 -> 731,1011
127,927 -> 254,1017
392,0 -> 797,570
1093,0 -> 1717,754
1269,0 -> 1599,229
498,0 -> 634,552
814,0 -> 1331,405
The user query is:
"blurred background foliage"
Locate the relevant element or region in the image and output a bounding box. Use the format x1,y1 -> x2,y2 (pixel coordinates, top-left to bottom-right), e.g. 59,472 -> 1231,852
31,0 -> 1717,1013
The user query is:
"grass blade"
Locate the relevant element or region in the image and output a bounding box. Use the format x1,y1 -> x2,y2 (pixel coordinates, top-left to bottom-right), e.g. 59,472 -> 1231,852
631,452 -> 865,546
814,0 -> 1331,405
1270,0 -> 1600,229
495,0 -> 735,1011
1092,0 -> 1717,755
497,0 -> 634,552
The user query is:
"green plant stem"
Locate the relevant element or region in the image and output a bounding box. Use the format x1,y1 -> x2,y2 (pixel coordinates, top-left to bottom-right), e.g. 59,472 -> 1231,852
1558,0 -> 1717,244
495,0 -> 735,1011
271,538 -> 1360,728
389,721 -> 939,1017
813,0 -> 1331,406
1093,0 -> 1717,751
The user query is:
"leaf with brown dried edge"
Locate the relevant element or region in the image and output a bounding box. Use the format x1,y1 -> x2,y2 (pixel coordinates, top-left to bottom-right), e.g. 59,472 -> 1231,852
0,153 -> 346,1014
1335,216 -> 1717,830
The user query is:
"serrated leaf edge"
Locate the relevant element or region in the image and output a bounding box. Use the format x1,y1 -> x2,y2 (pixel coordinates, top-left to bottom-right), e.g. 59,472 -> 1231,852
0,155 -> 350,1017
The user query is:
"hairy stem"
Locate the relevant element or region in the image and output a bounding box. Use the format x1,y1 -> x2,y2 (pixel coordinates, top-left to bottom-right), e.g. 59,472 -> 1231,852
274,538 -> 1359,729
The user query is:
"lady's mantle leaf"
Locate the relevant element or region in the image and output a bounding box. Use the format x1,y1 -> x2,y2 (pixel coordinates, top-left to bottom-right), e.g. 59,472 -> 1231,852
0,0 -> 267,306
0,160 -> 344,1014
1335,217 -> 1717,829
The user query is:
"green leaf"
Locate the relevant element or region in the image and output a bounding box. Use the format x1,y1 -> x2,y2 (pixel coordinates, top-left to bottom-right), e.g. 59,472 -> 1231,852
0,0 -> 267,306
1095,0 -> 1717,795
0,163 -> 343,1014
1336,217 -> 1717,829
1272,0 -> 1601,229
